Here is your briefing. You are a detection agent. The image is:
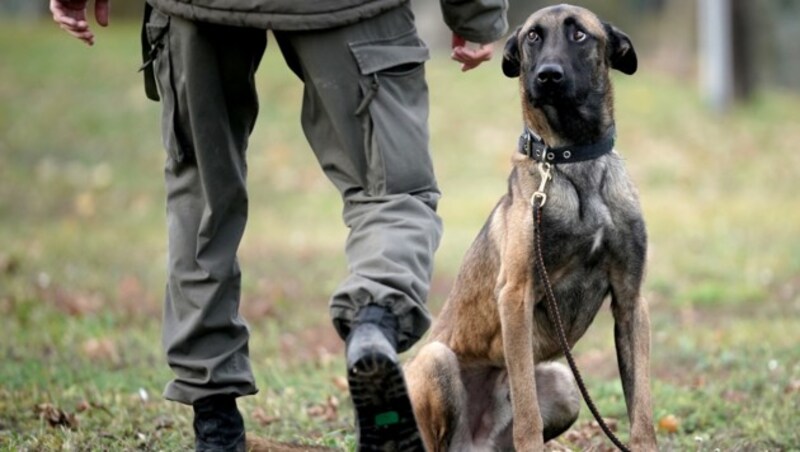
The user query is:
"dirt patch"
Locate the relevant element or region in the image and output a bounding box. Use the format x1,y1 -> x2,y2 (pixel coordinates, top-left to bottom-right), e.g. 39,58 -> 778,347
246,436 -> 334,452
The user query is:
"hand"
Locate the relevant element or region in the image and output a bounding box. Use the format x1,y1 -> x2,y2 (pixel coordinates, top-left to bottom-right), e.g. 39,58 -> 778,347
451,34 -> 494,72
50,0 -> 110,46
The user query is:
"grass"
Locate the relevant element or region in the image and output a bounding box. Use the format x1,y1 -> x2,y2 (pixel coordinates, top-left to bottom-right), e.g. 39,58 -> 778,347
2,19 -> 800,451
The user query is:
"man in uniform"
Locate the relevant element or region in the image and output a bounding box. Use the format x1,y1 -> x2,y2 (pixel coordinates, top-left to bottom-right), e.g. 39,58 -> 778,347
51,0 -> 507,449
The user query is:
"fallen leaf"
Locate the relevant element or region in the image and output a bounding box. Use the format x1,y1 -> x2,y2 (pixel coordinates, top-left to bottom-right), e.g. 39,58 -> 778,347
306,395 -> 339,422
154,416 -> 174,430
74,192 -> 96,217
40,285 -> 103,316
658,414 -> 680,433
721,390 -> 747,403
35,403 -> 78,429
590,417 -> 618,432
0,254 -> 19,275
116,274 -> 144,303
90,401 -> 112,415
316,348 -> 334,367
81,338 -> 119,363
252,407 -> 280,427
332,376 -> 349,392
558,421 -> 614,451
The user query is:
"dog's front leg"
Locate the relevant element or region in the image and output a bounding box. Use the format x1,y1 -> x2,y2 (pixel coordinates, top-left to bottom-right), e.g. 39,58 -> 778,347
611,287 -> 658,451
498,272 -> 544,451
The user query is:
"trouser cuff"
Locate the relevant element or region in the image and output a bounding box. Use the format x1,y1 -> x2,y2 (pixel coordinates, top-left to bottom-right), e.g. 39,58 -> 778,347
163,381 -> 258,406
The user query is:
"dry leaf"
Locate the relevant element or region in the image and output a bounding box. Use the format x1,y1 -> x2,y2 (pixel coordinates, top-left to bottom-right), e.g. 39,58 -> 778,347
316,348 -> 335,367
154,416 -> 174,430
658,414 -> 680,433
41,285 -> 103,316
252,407 -> 280,426
82,338 -> 119,363
590,417 -> 618,432
306,395 -> 339,422
332,376 -> 349,392
35,403 -> 78,429
74,192 -> 96,217
75,400 -> 90,413
0,254 -> 19,275
721,390 -> 747,403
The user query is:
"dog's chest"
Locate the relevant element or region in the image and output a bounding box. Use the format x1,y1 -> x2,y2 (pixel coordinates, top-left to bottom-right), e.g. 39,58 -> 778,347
530,164 -> 642,357
539,189 -> 617,267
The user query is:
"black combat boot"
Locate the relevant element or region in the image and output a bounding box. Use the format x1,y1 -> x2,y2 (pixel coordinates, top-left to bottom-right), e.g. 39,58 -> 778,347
192,394 -> 246,452
345,305 -> 424,451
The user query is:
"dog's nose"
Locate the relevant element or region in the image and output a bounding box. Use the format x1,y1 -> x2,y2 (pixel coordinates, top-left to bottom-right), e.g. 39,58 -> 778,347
535,64 -> 564,85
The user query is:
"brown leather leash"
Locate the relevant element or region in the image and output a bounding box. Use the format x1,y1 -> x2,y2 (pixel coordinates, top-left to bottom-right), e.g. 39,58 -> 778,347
531,162 -> 631,452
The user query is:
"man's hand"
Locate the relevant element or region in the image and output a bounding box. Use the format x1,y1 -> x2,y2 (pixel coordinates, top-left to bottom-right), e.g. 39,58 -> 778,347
451,34 -> 494,72
50,0 -> 110,46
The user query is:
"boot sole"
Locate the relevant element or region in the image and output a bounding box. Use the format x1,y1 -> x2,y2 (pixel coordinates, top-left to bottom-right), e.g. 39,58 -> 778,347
348,350 -> 424,451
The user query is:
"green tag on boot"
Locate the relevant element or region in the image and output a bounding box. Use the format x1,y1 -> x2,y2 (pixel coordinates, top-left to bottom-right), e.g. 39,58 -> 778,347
374,411 -> 399,426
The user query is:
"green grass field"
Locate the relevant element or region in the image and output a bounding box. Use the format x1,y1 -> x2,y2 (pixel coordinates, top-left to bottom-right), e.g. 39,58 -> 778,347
1,20 -> 799,451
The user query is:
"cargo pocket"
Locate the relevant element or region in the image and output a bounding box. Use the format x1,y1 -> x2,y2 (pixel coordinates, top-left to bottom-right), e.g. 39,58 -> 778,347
145,9 -> 186,166
350,33 -> 436,196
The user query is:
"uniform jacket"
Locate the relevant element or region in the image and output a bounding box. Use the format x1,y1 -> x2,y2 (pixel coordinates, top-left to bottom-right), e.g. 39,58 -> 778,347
146,0 -> 508,44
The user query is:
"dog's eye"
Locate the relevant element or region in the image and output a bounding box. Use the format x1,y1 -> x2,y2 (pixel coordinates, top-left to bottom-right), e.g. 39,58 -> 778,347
572,30 -> 586,42
527,30 -> 540,42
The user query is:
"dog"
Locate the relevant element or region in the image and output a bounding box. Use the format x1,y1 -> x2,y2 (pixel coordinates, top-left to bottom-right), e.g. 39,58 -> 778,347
405,5 -> 658,451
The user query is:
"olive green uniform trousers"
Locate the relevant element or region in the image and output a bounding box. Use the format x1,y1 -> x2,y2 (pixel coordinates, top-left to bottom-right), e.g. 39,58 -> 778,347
145,4 -> 442,404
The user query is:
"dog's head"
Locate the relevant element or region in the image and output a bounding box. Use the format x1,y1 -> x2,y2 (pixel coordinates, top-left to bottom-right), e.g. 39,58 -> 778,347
502,5 -> 636,110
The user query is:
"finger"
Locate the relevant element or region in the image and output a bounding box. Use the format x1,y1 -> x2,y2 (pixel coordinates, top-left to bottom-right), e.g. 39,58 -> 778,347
60,24 -> 94,44
451,52 -> 473,65
51,2 -> 78,27
95,0 -> 110,26
55,1 -> 89,22
453,46 -> 477,58
54,11 -> 89,29
471,45 -> 493,61
461,61 -> 480,72
60,23 -> 92,39
54,14 -> 78,27
55,16 -> 89,30
451,46 -> 477,61
454,47 -> 491,65
452,47 -> 480,63
57,17 -> 89,33
457,46 -> 490,60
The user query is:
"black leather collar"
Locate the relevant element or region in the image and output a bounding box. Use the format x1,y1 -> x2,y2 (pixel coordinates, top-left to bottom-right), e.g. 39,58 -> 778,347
519,127 -> 616,164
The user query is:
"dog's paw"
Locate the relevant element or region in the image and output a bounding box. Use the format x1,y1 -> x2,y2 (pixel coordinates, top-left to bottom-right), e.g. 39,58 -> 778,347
513,436 -> 545,452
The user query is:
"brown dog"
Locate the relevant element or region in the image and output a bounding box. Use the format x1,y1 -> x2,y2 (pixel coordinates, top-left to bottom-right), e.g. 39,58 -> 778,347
405,5 -> 658,451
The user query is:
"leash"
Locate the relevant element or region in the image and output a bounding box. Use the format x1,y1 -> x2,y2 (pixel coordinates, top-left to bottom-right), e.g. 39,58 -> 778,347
531,162 -> 631,452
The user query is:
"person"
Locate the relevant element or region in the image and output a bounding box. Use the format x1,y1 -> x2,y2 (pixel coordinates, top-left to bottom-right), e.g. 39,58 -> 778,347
51,0 -> 507,449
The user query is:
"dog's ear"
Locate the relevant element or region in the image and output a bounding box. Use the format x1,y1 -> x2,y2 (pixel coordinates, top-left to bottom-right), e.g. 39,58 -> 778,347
502,27 -> 522,78
603,22 -> 637,75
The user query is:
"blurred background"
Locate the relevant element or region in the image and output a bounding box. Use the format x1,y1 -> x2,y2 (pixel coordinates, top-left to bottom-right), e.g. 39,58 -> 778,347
1,1 -> 798,450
